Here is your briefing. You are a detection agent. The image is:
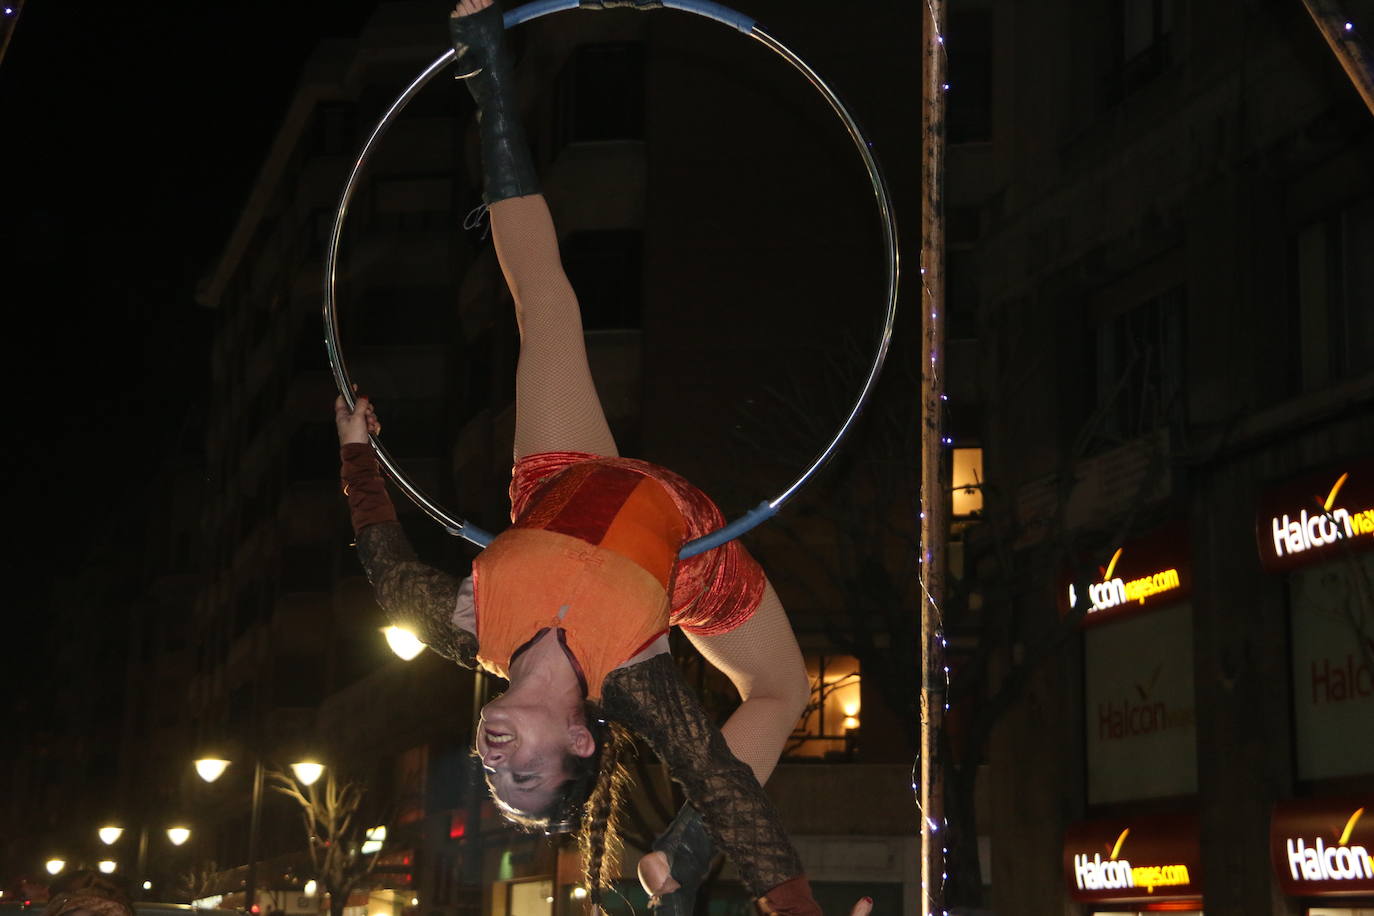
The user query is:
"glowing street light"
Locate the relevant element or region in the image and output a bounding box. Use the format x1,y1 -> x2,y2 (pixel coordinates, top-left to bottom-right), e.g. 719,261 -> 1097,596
198,753 -> 324,913
290,761 -> 325,787
166,827 -> 191,846
98,826 -> 124,845
383,626 -> 425,661
45,859 -> 65,875
97,861 -> 117,875
303,881 -> 318,897
195,758 -> 231,783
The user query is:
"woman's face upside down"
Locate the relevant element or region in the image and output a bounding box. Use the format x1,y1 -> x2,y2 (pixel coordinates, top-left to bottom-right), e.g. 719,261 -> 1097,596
475,695 -> 594,814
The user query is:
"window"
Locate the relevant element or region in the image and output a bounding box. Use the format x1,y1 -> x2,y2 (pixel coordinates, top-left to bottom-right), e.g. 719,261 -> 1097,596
281,544 -> 334,592
951,447 -> 984,518
787,654 -> 861,760
1093,287 -> 1185,446
946,206 -> 982,339
371,174 -> 454,233
293,316 -> 331,372
286,422 -> 338,482
946,7 -> 993,144
310,102 -> 356,157
1112,0 -> 1174,99
554,43 -> 645,150
355,286 -> 453,347
1294,196 -> 1374,392
562,230 -> 644,330
273,653 -> 324,707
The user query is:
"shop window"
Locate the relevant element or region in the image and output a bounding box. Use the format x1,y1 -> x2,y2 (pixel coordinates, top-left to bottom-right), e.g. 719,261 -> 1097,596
507,879 -> 553,916
946,7 -> 993,144
554,42 -> 645,150
1294,195 -> 1374,393
562,230 -> 644,330
1093,287 -> 1186,447
787,654 -> 861,760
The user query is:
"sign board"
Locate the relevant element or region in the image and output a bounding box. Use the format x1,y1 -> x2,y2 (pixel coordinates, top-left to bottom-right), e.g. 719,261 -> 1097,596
1062,522 -> 1191,627
1064,813 -> 1202,903
1256,459 -> 1374,573
1289,554 -> 1374,781
1085,601 -> 1197,803
1271,796 -> 1374,896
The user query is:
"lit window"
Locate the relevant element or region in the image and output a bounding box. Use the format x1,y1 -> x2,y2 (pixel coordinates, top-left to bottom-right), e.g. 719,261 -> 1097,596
787,654 -> 861,760
952,448 -> 984,517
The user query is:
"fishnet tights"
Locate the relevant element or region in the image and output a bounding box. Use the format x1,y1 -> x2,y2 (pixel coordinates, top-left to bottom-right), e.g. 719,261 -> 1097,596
492,195 -> 618,461
491,193 -> 809,789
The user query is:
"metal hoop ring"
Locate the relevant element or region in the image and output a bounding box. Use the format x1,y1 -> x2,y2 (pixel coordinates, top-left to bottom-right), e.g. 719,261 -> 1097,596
324,0 -> 900,559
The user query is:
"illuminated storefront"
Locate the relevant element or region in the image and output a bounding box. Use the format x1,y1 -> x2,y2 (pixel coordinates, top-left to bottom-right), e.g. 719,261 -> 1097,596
1258,460 -> 1374,916
1067,523 -> 1197,806
1063,814 -> 1202,914
1271,796 -> 1374,915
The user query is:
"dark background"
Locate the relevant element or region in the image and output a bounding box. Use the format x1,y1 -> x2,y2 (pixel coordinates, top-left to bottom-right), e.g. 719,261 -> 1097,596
1,1 -> 391,671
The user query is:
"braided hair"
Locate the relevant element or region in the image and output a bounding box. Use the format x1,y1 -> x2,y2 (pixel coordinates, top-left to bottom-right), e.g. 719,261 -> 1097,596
484,702 -> 635,906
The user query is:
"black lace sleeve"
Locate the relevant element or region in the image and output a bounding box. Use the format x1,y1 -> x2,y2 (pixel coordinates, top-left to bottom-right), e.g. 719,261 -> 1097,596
600,654 -> 803,896
356,521 -> 479,669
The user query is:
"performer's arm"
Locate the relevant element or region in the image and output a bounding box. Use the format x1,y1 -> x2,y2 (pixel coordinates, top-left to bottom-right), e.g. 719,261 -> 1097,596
336,396 -> 479,668
601,655 -> 815,907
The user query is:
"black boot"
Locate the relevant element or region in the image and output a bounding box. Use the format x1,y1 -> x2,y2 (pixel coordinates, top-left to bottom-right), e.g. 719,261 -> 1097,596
449,3 -> 540,204
648,804 -> 715,915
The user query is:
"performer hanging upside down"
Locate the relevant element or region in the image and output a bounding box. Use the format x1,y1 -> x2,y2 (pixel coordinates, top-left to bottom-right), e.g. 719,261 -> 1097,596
335,2 -> 872,914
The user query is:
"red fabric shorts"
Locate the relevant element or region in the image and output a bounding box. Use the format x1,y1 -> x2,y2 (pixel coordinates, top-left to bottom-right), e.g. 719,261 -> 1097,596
510,452 -> 765,637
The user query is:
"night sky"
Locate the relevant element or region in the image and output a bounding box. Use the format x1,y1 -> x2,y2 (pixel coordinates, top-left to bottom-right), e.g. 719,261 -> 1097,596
1,1 -> 383,673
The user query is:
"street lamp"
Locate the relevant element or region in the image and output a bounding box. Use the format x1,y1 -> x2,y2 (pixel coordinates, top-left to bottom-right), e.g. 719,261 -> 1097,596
195,758 -> 230,783
289,761 -> 324,787
382,626 -> 424,661
45,859 -> 65,876
95,822 -> 193,900
97,861 -> 117,875
197,755 -> 325,914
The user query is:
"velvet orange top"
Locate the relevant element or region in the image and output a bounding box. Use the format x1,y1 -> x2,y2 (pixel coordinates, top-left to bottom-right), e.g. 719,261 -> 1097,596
472,461 -> 688,699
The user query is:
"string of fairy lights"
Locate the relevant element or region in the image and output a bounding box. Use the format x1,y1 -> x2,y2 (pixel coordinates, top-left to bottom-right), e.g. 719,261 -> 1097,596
0,1 -> 27,70
915,0 -> 951,913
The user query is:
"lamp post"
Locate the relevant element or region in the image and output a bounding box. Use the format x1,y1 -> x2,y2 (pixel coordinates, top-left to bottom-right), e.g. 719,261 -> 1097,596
98,822 -> 192,898
197,755 -> 323,914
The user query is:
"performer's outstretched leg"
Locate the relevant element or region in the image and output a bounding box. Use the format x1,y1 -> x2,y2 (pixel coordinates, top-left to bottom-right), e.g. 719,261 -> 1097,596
452,0 -> 616,460
491,196 -> 618,461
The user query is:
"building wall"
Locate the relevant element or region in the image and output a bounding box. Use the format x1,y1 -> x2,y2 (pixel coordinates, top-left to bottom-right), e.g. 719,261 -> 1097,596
964,2 -> 1374,914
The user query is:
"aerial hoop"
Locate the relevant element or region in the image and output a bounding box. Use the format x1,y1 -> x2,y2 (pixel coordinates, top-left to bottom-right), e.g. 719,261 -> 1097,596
324,0 -> 899,559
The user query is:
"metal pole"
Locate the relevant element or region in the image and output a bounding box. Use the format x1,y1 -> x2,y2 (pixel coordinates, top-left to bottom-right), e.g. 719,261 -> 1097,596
135,824 -> 150,902
246,757 -> 264,914
919,0 -> 949,914
1299,0 -> 1374,118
